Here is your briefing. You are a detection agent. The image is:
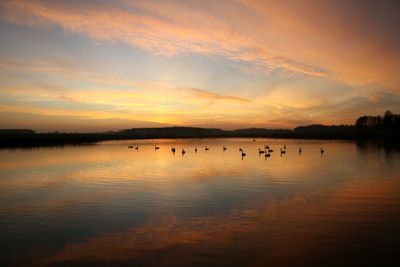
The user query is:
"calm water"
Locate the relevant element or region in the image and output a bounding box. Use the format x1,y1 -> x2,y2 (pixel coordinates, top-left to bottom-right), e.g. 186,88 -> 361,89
1,139 -> 400,267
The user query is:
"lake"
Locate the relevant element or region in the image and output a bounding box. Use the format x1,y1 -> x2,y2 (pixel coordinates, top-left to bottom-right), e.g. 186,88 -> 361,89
1,138 -> 400,267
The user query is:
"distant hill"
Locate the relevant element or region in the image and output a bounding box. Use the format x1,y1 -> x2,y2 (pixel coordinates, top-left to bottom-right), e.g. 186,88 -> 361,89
294,124 -> 355,133
119,127 -> 227,138
231,128 -> 291,136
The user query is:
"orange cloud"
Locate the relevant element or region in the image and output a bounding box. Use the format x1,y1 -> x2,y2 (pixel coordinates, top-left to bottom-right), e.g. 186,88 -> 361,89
0,0 -> 399,130
2,0 -> 396,89
0,0 -> 328,78
238,0 -> 400,90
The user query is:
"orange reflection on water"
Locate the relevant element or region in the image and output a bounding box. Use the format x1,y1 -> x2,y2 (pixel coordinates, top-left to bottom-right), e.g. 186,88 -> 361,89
36,172 -> 400,266
1,139 -> 399,267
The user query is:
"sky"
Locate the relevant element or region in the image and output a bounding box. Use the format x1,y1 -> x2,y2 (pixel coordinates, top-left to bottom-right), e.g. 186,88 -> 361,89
0,0 -> 399,132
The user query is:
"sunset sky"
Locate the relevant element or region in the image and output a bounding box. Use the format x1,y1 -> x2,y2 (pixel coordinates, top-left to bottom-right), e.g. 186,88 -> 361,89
0,0 -> 399,132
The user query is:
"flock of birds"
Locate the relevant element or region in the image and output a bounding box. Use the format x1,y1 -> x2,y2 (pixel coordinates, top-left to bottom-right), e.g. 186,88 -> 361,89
128,143 -> 325,158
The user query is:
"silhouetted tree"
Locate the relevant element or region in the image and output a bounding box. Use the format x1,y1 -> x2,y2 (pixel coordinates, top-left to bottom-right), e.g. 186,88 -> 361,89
355,116 -> 368,128
355,110 -> 399,131
383,110 -> 393,129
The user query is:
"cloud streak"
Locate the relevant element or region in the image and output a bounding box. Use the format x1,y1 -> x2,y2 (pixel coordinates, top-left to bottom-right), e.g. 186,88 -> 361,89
3,0 -> 399,88
0,0 -> 328,78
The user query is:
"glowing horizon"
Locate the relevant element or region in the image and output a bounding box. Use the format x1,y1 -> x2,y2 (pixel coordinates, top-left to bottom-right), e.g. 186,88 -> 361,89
0,0 -> 399,132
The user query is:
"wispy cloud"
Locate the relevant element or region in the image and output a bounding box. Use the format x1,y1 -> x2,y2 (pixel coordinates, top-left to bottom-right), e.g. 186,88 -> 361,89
0,62 -> 263,129
3,0 -> 399,88
177,86 -> 252,103
0,0 -> 328,78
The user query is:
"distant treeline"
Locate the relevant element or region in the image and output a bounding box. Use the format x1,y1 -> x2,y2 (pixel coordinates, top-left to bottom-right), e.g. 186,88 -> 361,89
0,132 -> 116,148
355,110 -> 400,130
0,111 -> 399,148
0,129 -> 36,134
119,127 -> 292,139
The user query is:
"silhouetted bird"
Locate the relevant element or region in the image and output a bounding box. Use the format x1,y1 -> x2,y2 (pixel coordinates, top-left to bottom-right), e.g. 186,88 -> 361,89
320,148 -> 324,154
268,149 -> 274,153
155,145 -> 160,150
171,147 -> 176,153
128,145 -> 133,148
195,147 -> 198,153
258,148 -> 265,154
265,145 -> 269,149
182,148 -> 186,155
205,146 -> 210,151
280,148 -> 286,154
265,152 -> 271,157
241,151 -> 246,157
299,147 -> 302,154
223,146 -> 227,151
135,146 -> 139,150
283,144 -> 286,150
239,148 -> 243,152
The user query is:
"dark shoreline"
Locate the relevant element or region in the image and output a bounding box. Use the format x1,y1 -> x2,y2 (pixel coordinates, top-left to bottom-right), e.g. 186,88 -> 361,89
1,126 -> 399,148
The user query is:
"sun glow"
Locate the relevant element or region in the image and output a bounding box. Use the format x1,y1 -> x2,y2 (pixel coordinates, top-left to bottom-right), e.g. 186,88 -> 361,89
0,0 -> 399,131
